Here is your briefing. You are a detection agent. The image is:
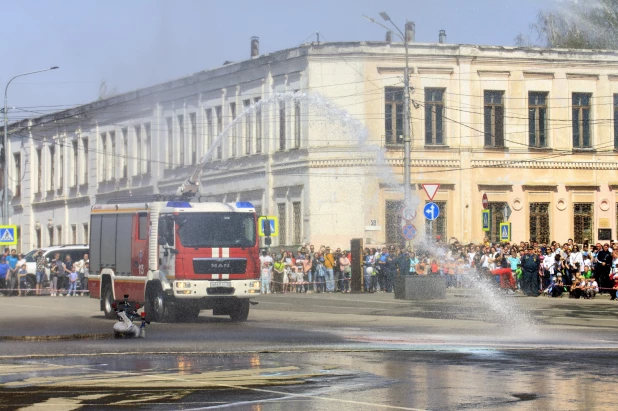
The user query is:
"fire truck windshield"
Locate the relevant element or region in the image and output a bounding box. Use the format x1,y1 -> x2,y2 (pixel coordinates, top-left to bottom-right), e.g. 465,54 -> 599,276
176,212 -> 256,248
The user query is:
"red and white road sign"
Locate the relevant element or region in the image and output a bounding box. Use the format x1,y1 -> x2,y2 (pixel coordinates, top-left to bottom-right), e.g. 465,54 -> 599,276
482,193 -> 489,209
422,184 -> 440,201
401,206 -> 417,221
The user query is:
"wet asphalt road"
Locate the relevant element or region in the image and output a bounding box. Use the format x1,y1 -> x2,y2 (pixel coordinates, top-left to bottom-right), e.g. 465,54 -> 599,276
0,290 -> 617,410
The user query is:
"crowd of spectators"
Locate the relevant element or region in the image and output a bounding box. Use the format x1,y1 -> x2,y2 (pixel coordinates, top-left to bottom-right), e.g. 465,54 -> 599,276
258,238 -> 618,298
0,248 -> 89,297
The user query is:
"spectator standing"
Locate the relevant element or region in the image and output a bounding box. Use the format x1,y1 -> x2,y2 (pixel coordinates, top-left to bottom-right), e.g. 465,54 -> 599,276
272,255 -> 285,294
35,249 -> 47,296
315,257 -> 326,293
6,249 -> 19,296
521,246 -> 540,296
595,244 -> 613,293
0,257 -> 9,295
323,247 -> 336,292
65,255 -> 75,296
76,254 -> 89,295
409,252 -> 419,275
384,248 -> 397,293
259,250 -> 273,294
339,251 -> 351,293
67,270 -> 79,296
50,253 -> 65,297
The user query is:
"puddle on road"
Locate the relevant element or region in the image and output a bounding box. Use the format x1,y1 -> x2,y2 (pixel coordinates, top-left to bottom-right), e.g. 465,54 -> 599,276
0,351 -> 617,410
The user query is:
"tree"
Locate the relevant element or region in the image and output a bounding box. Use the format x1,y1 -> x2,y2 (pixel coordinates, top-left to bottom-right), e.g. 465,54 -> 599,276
518,0 -> 618,49
98,80 -> 118,101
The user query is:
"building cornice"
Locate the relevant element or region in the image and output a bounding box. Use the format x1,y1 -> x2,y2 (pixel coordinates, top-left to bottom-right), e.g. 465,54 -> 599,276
472,160 -> 618,170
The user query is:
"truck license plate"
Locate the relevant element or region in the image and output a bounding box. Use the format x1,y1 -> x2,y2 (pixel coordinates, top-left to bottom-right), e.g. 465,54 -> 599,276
210,281 -> 231,288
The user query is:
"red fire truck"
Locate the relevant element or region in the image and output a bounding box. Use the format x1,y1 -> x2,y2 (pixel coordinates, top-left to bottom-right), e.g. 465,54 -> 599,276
88,197 -> 261,322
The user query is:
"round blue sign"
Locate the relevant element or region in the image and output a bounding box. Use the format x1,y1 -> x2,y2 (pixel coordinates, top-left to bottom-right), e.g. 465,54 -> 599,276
423,202 -> 440,221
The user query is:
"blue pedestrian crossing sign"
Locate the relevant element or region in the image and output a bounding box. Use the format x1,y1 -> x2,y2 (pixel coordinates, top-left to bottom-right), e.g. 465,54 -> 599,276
0,225 -> 17,246
258,216 -> 279,237
482,209 -> 491,232
423,202 -> 440,221
499,222 -> 511,242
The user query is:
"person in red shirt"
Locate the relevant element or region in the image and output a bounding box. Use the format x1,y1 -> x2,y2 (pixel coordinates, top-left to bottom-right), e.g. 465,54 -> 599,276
430,259 -> 440,275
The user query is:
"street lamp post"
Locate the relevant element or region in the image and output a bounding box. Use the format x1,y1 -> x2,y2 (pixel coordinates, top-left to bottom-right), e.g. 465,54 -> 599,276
365,13 -> 413,209
3,66 -> 59,224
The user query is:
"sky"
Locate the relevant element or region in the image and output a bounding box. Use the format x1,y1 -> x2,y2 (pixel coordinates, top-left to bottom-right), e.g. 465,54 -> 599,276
1,0 -> 557,123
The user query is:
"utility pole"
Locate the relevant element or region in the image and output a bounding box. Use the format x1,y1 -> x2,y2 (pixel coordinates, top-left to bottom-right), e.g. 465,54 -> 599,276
365,13 -> 414,208
3,67 -> 59,224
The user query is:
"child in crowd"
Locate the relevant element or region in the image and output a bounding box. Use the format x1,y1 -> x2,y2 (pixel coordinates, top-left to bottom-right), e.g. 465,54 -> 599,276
585,277 -> 599,299
17,263 -> 28,297
68,269 -> 79,296
430,259 -> 440,275
416,258 -> 427,275
315,258 -> 326,293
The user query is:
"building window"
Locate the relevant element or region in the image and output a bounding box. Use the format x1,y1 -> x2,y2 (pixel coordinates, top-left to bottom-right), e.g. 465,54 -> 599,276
83,223 -> 89,244
35,227 -> 41,249
49,146 -> 55,190
13,153 -> 21,197
138,214 -> 148,240
528,92 -> 548,148
230,103 -> 237,158
82,138 -> 88,184
99,133 -> 106,181
215,106 -> 222,160
615,95 -> 618,150
190,112 -> 197,165
58,146 -> 64,192
294,97 -> 301,149
120,128 -> 128,179
425,201 -> 447,242
178,114 -> 185,166
57,225 -> 62,245
36,148 -> 42,193
425,88 -> 445,145
166,117 -> 173,168
484,91 -> 504,147
277,203 -> 287,245
109,132 -> 116,181
255,98 -> 262,153
205,108 -> 213,156
71,224 -> 77,245
48,227 -> 53,247
385,87 -> 404,145
293,201 -> 301,244
279,101 -> 286,151
385,200 -> 404,245
487,202 -> 507,244
244,99 -> 252,155
529,202 -> 550,244
134,125 -> 142,176
573,93 -> 592,148
72,141 -> 78,187
144,123 -> 152,173
574,203 -> 593,244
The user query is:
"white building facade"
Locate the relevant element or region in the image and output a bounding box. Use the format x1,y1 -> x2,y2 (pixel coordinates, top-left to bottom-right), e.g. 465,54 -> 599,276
7,40 -> 618,251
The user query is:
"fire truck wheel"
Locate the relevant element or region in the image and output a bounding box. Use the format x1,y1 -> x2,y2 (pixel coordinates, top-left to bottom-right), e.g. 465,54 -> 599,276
149,288 -> 175,323
102,285 -> 116,319
229,299 -> 250,322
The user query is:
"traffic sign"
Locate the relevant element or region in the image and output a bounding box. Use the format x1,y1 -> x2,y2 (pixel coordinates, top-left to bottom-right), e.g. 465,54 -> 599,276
0,225 -> 17,246
499,222 -> 511,242
423,202 -> 440,221
401,206 -> 417,221
482,209 -> 491,232
258,216 -> 279,237
482,193 -> 488,209
422,184 -> 440,201
402,224 -> 417,240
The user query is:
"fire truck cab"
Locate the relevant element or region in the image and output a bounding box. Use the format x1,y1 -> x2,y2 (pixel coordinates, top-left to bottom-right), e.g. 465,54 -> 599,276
88,197 -> 261,322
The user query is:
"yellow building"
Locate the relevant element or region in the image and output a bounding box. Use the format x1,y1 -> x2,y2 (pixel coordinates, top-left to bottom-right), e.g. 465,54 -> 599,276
7,39 -> 618,250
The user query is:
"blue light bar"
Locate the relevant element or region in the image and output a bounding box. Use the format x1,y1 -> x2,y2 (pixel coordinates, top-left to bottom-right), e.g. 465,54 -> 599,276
235,201 -> 254,209
166,201 -> 192,208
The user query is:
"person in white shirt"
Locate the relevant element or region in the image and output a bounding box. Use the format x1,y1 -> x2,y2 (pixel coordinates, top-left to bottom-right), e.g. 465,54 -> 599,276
259,250 -> 273,294
569,245 -> 584,274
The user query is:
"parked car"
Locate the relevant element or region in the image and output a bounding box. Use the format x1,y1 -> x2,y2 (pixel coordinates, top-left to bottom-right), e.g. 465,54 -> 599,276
23,245 -> 89,295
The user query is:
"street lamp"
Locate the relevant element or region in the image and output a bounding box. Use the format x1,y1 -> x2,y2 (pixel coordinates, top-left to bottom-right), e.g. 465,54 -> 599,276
365,13 -> 413,212
3,66 -> 59,224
